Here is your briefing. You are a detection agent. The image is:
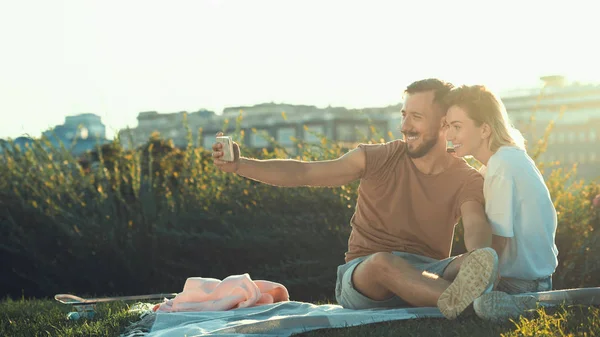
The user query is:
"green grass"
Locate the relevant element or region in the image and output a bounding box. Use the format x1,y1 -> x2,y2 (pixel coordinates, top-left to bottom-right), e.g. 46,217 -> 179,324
0,297 -> 141,337
1,297 -> 598,337
298,306 -> 600,337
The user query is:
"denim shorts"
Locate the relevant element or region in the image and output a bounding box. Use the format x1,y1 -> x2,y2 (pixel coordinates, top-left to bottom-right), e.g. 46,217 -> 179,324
496,276 -> 552,294
335,252 -> 457,309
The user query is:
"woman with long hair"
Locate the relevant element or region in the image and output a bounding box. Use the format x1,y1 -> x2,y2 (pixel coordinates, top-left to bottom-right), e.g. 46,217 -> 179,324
444,84 -> 558,320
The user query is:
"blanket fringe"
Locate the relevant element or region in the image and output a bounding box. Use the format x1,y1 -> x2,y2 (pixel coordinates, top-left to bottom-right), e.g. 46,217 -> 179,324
121,310 -> 157,337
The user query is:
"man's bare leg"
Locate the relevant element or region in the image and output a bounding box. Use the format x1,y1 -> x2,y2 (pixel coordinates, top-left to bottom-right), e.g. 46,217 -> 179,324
352,252 -> 451,307
442,253 -> 468,280
352,248 -> 498,319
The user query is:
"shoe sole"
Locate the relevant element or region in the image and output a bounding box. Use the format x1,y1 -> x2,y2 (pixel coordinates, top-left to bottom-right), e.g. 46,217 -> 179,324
473,291 -> 538,321
437,248 -> 498,319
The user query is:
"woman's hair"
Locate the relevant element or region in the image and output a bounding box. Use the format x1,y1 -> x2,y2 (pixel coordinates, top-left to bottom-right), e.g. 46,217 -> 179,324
444,85 -> 525,151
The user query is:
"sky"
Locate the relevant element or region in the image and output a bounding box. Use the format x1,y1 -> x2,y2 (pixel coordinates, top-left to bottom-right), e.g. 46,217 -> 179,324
1,0 -> 599,139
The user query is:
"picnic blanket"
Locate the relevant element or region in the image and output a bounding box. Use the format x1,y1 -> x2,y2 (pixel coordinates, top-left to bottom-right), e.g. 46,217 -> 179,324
122,287 -> 600,337
122,301 -> 444,337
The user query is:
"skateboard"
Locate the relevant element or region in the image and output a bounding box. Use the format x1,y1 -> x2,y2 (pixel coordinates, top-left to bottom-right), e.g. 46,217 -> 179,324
55,292 -> 178,320
519,287 -> 600,306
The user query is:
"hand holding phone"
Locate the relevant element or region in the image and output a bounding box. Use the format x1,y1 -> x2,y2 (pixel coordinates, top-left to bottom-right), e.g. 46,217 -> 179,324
215,136 -> 235,162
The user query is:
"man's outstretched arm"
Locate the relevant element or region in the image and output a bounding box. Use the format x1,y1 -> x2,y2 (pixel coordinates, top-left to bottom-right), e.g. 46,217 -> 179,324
460,201 -> 493,251
212,132 -> 365,187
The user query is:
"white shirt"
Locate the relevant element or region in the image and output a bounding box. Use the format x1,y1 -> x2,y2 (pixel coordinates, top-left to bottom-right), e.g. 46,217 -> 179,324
482,146 -> 558,280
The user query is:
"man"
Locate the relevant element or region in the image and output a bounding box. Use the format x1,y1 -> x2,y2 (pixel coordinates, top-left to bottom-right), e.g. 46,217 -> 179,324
212,79 -> 497,319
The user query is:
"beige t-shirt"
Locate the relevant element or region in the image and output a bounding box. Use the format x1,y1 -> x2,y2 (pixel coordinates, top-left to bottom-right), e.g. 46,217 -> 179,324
345,140 -> 484,262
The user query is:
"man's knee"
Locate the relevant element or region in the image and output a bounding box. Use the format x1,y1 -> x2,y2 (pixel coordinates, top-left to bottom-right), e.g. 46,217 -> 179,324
351,252 -> 399,302
365,251 -> 394,265
358,252 -> 411,279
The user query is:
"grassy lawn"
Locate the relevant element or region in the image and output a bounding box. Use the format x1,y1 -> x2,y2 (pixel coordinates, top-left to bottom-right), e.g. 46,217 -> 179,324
1,297 -> 598,337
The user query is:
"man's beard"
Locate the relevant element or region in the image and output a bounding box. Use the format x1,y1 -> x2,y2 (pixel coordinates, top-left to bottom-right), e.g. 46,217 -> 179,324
405,132 -> 439,159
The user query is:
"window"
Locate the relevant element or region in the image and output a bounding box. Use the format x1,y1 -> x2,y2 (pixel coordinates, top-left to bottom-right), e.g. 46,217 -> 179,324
568,132 -> 576,144
590,130 -> 597,142
304,125 -> 325,144
276,127 -> 295,146
251,129 -> 270,148
591,152 -> 597,162
355,125 -> 370,141
579,132 -> 587,142
336,125 -> 353,142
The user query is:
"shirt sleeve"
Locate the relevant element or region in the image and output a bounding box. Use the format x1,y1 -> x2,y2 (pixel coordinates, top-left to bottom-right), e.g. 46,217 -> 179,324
456,171 -> 485,218
485,174 -> 515,238
358,141 -> 405,180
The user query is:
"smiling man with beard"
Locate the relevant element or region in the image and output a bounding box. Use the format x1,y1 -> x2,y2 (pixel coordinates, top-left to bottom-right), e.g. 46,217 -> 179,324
212,79 -> 496,319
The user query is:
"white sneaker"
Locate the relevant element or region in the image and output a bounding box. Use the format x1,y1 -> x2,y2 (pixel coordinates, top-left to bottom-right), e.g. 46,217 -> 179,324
437,247 -> 499,319
473,291 -> 538,322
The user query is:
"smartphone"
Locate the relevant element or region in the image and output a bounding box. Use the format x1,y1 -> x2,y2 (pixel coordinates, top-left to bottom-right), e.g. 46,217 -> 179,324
216,136 -> 235,162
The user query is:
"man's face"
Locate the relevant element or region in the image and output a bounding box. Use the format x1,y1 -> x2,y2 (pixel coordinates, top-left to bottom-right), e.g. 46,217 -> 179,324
400,91 -> 443,158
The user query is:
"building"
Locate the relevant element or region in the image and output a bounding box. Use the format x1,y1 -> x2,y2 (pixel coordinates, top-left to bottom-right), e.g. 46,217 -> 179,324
42,113 -> 109,155
500,75 -> 600,180
117,75 -> 599,180
119,109 -> 216,149
118,104 -> 402,154
215,103 -> 401,153
0,136 -> 35,152
0,137 -> 35,158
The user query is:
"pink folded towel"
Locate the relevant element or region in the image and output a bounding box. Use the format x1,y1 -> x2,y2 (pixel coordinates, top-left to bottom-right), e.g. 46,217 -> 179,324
153,273 -> 290,312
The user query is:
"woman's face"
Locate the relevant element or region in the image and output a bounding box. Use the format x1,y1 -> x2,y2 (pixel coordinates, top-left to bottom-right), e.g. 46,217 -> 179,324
445,105 -> 486,158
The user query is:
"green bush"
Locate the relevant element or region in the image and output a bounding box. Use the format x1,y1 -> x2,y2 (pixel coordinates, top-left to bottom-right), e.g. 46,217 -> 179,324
0,114 -> 598,303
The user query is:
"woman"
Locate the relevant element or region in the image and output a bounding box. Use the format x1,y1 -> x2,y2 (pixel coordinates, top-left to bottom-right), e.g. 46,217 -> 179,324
444,84 -> 558,320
